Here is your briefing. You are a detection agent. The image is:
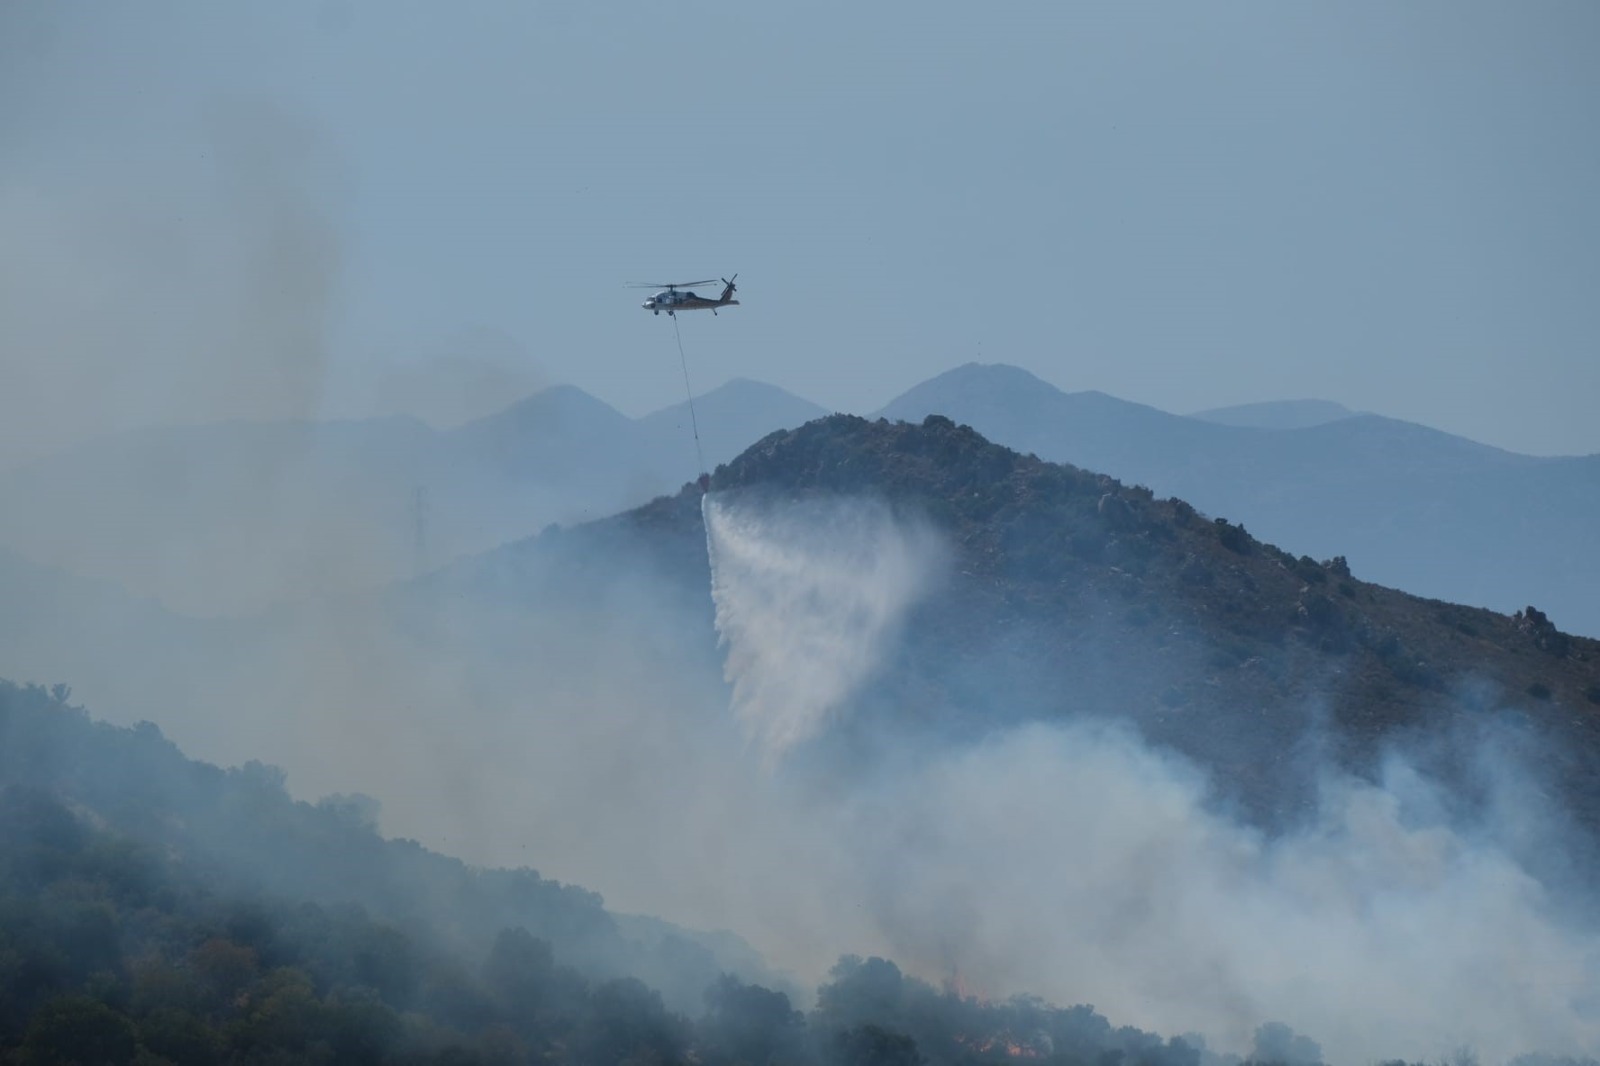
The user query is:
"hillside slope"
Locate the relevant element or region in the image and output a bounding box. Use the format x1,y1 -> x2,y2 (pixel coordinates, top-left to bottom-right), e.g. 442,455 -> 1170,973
3,678 -> 1291,1066
1190,399 -> 1357,429
6,414 -> 1599,1065
10,403 -> 1596,855
0,678 -> 788,1014
463,413 -> 1600,844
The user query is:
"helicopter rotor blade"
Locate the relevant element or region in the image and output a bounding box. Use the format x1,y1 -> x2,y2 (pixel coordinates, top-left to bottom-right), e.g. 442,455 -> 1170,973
626,279 -> 719,289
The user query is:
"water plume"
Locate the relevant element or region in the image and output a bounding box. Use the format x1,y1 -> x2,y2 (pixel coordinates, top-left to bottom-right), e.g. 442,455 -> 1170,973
702,491 -> 941,762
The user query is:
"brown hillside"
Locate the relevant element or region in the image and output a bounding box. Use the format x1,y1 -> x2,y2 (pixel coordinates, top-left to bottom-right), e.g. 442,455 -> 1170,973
678,413 -> 1600,834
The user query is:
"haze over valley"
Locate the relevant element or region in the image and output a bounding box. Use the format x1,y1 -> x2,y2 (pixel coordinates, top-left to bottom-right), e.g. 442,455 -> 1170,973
4,361 -> 1595,638
5,406 -> 1600,1066
4,4 -> 1598,1065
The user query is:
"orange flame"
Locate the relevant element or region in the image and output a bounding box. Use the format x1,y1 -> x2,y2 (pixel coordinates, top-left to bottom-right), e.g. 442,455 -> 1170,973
953,1033 -> 1044,1059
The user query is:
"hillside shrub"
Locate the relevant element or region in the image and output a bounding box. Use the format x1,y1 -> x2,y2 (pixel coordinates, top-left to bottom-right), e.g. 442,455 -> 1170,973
1070,529 -> 1108,562
1097,492 -> 1137,531
1124,603 -> 1159,629
1391,657 -> 1443,691
1515,606 -> 1572,658
1178,555 -> 1212,587
19,996 -> 138,1066
1300,594 -> 1340,629
1366,631 -> 1443,690
1208,643 -> 1251,670
1214,518 -> 1253,555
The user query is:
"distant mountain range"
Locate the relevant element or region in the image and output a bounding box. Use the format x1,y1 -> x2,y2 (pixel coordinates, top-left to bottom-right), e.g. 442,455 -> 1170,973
1189,398 -> 1358,430
876,364 -> 1600,639
0,379 -> 827,616
0,361 -> 1595,640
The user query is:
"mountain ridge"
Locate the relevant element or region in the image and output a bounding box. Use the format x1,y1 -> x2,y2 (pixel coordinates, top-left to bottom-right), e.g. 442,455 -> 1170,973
440,411 -> 1600,849
871,363 -> 1598,635
1191,398 -> 1358,430
1,360 -> 1595,639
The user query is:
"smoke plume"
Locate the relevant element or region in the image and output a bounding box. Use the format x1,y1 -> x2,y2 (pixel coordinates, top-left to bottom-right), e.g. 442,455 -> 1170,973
0,97 -> 342,462
697,490 -> 1600,1066
5,438 -> 1597,1065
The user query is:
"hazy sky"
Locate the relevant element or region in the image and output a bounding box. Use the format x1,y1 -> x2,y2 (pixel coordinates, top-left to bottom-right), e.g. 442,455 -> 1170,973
4,1 -> 1597,456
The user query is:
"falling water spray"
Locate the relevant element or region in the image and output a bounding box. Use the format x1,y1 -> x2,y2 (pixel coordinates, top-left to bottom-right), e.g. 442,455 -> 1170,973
701,491 -> 941,763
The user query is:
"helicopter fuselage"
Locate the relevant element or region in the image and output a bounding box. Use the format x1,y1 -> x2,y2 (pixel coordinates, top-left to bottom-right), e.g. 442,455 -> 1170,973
636,276 -> 739,315
642,287 -> 738,315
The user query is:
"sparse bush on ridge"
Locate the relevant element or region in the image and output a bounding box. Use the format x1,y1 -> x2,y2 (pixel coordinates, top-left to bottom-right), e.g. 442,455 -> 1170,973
1516,605 -> 1573,658
1298,556 -> 1328,584
1214,517 -> 1254,555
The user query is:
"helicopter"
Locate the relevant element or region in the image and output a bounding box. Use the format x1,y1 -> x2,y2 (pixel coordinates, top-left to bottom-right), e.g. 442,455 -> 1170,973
630,275 -> 739,316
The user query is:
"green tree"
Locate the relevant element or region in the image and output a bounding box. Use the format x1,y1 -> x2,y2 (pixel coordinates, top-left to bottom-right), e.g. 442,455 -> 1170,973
190,937 -> 259,1006
814,957 -> 905,1033
829,1024 -> 922,1066
19,995 -> 139,1066
137,1007 -> 223,1066
700,974 -> 809,1065
574,977 -> 689,1066
322,987 -> 402,1066
228,967 -> 325,1058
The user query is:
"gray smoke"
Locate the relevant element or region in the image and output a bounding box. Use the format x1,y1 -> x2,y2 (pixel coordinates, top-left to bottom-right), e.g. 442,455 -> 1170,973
4,378 -> 1596,1064
698,490 -> 1600,1066
6,467 -> 1595,1066
0,97 -> 341,462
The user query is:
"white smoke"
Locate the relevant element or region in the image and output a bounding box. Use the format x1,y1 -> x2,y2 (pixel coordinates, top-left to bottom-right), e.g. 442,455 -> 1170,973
702,491 -> 943,762
694,489 -> 1600,1066
848,720 -> 1600,1066
19,474 -> 1596,1066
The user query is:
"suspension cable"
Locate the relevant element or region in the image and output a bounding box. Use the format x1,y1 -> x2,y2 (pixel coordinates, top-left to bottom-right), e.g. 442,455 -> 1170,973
672,313 -> 707,476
